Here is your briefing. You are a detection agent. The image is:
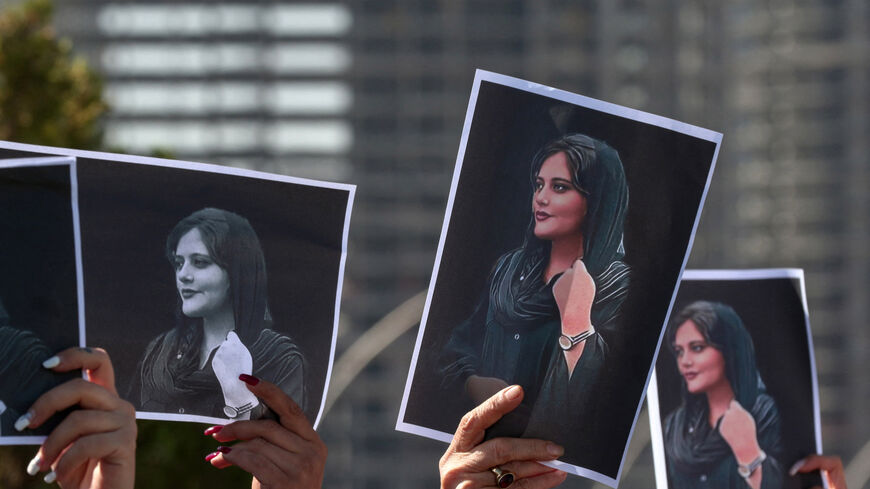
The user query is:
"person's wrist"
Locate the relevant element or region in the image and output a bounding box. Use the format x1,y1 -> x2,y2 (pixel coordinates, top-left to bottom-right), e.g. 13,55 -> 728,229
561,316 -> 593,336
737,449 -> 766,479
733,442 -> 763,465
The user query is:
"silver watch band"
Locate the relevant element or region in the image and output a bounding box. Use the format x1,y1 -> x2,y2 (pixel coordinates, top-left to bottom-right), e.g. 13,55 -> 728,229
558,325 -> 596,351
738,450 -> 767,479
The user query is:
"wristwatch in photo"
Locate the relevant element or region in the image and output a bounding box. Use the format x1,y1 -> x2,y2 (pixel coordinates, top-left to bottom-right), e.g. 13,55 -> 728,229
558,326 -> 596,351
737,450 -> 767,479
223,401 -> 255,419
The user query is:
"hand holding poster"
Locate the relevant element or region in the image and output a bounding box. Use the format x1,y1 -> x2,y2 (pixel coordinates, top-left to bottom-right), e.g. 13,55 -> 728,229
397,70 -> 723,486
648,269 -> 823,489
0,141 -> 355,442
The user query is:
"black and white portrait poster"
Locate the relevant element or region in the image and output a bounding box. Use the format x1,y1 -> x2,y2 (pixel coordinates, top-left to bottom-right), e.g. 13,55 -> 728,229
397,70 -> 723,485
0,155 -> 83,445
648,269 -> 823,489
0,140 -> 355,430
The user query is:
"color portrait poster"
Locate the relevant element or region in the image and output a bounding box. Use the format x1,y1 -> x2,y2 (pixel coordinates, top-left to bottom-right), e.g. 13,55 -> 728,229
648,269 -> 823,489
398,70 -> 723,486
0,141 -> 355,436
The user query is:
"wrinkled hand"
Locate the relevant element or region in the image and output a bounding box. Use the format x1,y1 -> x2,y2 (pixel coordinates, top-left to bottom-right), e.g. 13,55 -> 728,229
18,347 -> 136,489
552,259 -> 595,334
791,455 -> 848,489
205,375 -> 326,489
718,399 -> 762,464
465,375 -> 510,407
212,331 -> 259,420
440,385 -> 567,489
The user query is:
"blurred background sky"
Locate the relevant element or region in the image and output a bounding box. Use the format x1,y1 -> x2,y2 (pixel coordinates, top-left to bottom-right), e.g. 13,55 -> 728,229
2,1 -> 868,488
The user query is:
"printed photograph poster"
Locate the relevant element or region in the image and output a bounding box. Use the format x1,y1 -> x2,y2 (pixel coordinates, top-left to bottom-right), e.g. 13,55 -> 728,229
648,269 -> 823,489
0,140 -> 355,429
0,155 -> 83,445
397,70 -> 723,486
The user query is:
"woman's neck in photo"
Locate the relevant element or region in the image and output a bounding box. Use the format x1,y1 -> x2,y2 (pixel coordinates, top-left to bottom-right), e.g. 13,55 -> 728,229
705,381 -> 736,427
545,235 -> 584,281
199,307 -> 235,369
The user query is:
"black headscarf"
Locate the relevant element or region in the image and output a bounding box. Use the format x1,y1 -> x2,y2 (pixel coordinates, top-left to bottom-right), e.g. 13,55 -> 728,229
489,134 -> 630,329
664,302 -> 782,477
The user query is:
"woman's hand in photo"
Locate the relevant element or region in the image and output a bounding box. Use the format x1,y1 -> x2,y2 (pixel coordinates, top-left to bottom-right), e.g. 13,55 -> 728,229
204,375 -> 326,489
552,259 -> 595,332
718,399 -> 762,460
553,259 -> 596,375
719,399 -> 764,488
790,454 -> 848,489
465,375 -> 510,406
19,347 -> 137,489
440,385 -> 567,489
212,331 -> 259,420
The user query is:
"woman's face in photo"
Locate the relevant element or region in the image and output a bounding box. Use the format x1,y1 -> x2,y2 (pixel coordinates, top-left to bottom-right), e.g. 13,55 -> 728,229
672,320 -> 728,395
173,227 -> 231,319
533,151 -> 588,243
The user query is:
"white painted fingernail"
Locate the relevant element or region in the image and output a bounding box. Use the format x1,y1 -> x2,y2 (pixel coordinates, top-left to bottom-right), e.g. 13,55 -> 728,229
15,411 -> 34,431
789,458 -> 806,476
26,454 -> 41,475
43,471 -> 57,483
42,356 -> 60,369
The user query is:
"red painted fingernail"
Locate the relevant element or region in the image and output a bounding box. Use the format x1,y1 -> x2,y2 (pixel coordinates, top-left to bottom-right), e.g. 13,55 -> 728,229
238,374 -> 259,386
203,425 -> 223,436
205,452 -> 219,462
216,446 -> 232,454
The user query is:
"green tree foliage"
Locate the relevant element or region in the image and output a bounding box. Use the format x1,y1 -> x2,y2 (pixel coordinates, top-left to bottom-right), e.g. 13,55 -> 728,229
0,0 -> 107,149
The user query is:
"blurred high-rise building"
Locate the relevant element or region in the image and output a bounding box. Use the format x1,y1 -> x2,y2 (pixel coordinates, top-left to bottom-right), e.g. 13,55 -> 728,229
47,1 -> 869,488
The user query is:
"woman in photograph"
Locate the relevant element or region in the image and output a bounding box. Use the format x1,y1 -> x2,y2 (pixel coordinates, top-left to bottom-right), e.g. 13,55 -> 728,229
664,301 -> 783,489
439,133 -> 630,449
130,208 -> 307,420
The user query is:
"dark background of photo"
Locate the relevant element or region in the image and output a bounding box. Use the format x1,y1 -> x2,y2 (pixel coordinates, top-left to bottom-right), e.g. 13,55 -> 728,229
75,158 -> 350,422
0,162 -> 81,436
402,80 -> 718,477
654,277 -> 820,489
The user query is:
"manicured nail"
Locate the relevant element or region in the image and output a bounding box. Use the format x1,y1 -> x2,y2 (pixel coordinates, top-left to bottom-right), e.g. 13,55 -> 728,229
15,411 -> 34,432
26,454 -> 41,475
505,385 -> 522,400
204,425 -> 223,436
547,443 -> 564,457
205,451 -> 219,462
238,374 -> 259,386
216,446 -> 232,453
789,458 -> 806,476
0,400 -> 6,416
42,356 -> 60,369
43,471 -> 57,483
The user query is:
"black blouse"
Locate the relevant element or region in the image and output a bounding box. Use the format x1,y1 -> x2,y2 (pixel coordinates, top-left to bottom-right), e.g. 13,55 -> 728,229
132,327 -> 307,421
